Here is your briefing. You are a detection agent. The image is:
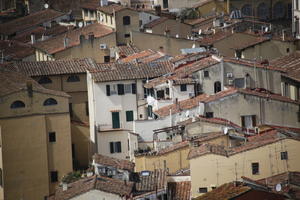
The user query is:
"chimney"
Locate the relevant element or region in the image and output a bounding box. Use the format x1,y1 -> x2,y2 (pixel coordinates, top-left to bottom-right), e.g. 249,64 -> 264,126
26,81 -> 33,97
154,5 -> 161,16
62,183 -> 68,191
63,37 -> 69,48
31,34 -> 36,44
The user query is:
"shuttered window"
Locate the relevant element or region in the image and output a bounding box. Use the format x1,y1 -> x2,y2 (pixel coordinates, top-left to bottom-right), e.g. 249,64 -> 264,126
117,84 -> 125,95
106,85 -> 110,96
126,111 -> 134,121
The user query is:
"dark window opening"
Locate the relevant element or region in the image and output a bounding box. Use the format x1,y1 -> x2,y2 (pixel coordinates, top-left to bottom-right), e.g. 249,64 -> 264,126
104,56 -> 110,63
10,100 -> 25,109
110,141 -> 122,153
180,84 -> 187,92
50,171 -> 58,182
199,187 -> 208,193
204,71 -> 209,78
112,112 -> 120,129
132,83 -> 136,94
117,84 -> 125,95
124,33 -> 131,38
123,16 -> 131,25
252,162 -> 259,175
163,0 -> 168,8
126,110 -> 134,122
148,105 -> 153,117
38,76 -> 52,84
287,48 -> 290,53
43,98 -> 57,106
157,90 -> 165,99
49,132 -> 56,142
86,101 -> 89,116
106,85 -> 110,96
205,112 -> 214,118
69,103 -> 73,118
166,88 -> 170,95
281,151 -> 288,160
241,115 -> 256,128
67,75 -> 80,82
214,81 -> 221,93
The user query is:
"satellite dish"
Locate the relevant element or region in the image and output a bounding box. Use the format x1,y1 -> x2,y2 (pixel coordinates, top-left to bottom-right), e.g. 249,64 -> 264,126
275,183 -> 282,192
78,22 -> 83,28
44,3 -> 49,9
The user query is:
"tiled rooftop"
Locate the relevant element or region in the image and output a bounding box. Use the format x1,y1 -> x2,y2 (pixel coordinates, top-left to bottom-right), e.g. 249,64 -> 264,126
13,58 -> 95,76
0,40 -> 35,60
134,169 -> 167,193
0,69 -> 69,98
0,9 -> 66,35
91,61 -> 173,82
270,51 -> 300,82
81,0 -> 101,10
188,129 -> 300,160
168,181 -> 191,200
97,4 -> 131,15
116,44 -> 140,58
119,49 -> 167,63
155,87 -> 300,118
34,23 -> 114,55
50,175 -> 133,200
93,154 -> 135,172
143,17 -> 169,29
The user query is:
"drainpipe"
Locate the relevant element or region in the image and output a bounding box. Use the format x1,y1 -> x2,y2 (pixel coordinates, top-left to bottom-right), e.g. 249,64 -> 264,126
221,58 -> 224,91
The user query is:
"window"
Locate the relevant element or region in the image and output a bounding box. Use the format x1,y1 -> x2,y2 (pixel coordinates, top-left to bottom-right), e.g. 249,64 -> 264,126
148,105 -> 153,117
124,84 -> 132,94
49,132 -> 56,142
214,81 -> 221,93
86,101 -> 89,116
180,84 -> 187,92
281,151 -> 288,160
126,111 -> 134,121
10,100 -> 25,109
205,112 -> 214,118
124,33 -> 131,38
287,48 -> 290,53
234,78 -> 245,88
157,90 -> 165,99
241,115 -> 256,128
199,187 -> 208,193
252,162 -> 259,175
43,98 -> 57,106
123,16 -> 131,25
204,71 -> 209,78
69,103 -> 73,118
149,16 -> 152,20
132,83 -> 136,94
67,75 -> 80,82
51,171 -> 58,182
112,112 -> 120,129
38,76 -> 52,84
166,88 -> 170,95
104,56 -> 110,63
110,141 -> 122,153
241,4 -> 252,16
117,84 -> 125,95
106,85 -> 110,96
163,0 -> 168,8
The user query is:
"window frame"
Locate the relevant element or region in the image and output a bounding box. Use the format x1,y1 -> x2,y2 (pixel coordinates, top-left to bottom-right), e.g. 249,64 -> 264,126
49,132 -> 56,143
43,98 -> 58,106
38,76 -> 52,84
123,16 -> 131,25
199,187 -> 208,193
126,110 -> 134,122
180,84 -> 187,92
251,162 -> 259,175
281,151 -> 288,160
50,171 -> 58,182
67,75 -> 80,82
10,100 -> 25,109
204,71 -> 209,78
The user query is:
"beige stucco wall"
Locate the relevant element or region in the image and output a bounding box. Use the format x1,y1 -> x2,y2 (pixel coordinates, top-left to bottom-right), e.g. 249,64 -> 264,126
196,1 -> 227,16
0,91 -> 73,199
135,145 -> 190,174
36,33 -> 117,63
241,40 -> 297,60
148,19 -> 192,38
190,138 -> 300,198
131,31 -> 196,56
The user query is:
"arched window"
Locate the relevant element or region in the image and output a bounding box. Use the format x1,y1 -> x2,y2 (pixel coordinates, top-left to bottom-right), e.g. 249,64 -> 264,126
257,3 -> 269,20
10,100 -> 25,109
123,16 -> 131,25
273,2 -> 285,19
214,81 -> 221,93
241,4 -> 252,16
67,75 -> 80,82
38,76 -> 52,84
43,98 -> 58,106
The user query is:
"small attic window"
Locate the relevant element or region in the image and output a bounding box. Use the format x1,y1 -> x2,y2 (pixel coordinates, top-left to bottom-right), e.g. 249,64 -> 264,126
43,98 -> 58,106
38,76 -> 52,84
10,100 -> 25,109
67,75 -> 80,82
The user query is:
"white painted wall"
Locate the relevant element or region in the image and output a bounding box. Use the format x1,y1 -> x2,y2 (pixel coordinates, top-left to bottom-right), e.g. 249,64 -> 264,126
71,189 -> 124,200
139,12 -> 160,28
172,84 -> 194,101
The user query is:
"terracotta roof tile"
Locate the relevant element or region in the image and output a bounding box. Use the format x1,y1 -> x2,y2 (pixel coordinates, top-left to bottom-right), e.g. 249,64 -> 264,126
168,181 -> 191,200
157,141 -> 189,155
0,69 -> 69,97
34,23 -> 114,55
120,49 -> 156,63
13,58 -> 95,76
144,17 -> 169,28
97,4 -> 131,15
134,169 -> 167,193
0,40 -> 35,60
51,175 -> 133,200
270,51 -> 300,82
91,61 -> 173,82
197,30 -> 234,46
117,44 -> 140,57
93,154 -> 135,171
0,9 -> 66,35
81,0 -> 101,10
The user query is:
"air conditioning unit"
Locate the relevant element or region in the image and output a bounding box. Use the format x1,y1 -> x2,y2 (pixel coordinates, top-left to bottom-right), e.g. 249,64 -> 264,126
227,73 -> 233,78
100,44 -> 107,49
228,79 -> 234,85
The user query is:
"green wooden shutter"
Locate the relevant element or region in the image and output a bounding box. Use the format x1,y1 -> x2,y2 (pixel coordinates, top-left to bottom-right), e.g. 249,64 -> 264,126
117,84 -> 124,95
112,112 -> 120,128
132,83 -> 136,94
126,111 -> 134,121
106,85 -> 110,96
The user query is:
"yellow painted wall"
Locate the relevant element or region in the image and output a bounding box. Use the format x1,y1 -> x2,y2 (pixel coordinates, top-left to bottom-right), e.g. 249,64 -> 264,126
196,1 -> 227,17
190,138 -> 300,198
149,19 -> 192,38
